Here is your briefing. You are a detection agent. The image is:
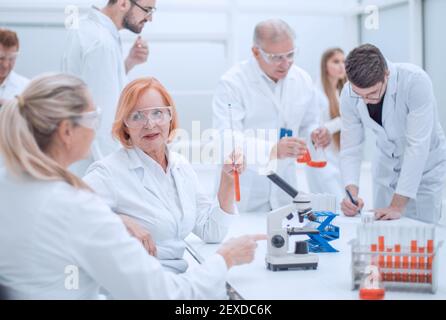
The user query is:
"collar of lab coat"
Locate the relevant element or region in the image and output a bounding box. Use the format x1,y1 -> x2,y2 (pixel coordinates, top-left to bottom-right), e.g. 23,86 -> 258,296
0,71 -> 16,89
385,61 -> 398,98
127,146 -> 179,177
127,146 -> 187,220
88,6 -> 121,42
355,61 -> 398,132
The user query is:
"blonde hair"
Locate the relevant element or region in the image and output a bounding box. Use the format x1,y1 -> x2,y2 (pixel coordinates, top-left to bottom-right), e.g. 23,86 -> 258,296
0,73 -> 91,190
321,48 -> 347,150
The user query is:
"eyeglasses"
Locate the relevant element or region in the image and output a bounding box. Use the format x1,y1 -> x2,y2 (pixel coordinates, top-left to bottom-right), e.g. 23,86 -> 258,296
258,47 -> 296,65
73,107 -> 102,130
129,0 -> 157,16
125,107 -> 172,129
0,52 -> 19,63
349,80 -> 386,102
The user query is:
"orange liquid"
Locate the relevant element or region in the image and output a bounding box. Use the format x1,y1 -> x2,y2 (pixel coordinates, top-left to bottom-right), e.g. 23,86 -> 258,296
234,171 -> 240,202
394,245 -> 401,282
359,288 -> 385,300
427,240 -> 434,270
297,149 -> 311,163
307,161 -> 327,168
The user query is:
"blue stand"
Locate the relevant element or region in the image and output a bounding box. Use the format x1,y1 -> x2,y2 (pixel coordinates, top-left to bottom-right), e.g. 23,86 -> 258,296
305,211 -> 340,253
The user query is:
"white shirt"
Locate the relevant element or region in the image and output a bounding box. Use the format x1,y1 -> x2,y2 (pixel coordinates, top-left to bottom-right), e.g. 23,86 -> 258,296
61,6 -> 127,159
83,147 -> 237,273
0,71 -> 29,102
212,58 -> 319,212
0,167 -> 228,299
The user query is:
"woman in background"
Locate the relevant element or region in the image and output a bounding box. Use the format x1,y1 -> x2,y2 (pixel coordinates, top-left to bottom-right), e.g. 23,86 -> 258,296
306,48 -> 347,204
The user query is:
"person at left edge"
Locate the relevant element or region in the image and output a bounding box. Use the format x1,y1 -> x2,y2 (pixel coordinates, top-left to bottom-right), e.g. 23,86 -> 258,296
0,28 -> 29,108
62,0 -> 152,169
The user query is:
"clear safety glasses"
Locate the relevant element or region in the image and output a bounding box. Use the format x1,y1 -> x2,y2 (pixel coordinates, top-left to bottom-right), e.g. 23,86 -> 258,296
73,107 -> 102,130
258,47 -> 296,65
349,80 -> 386,102
0,52 -> 19,64
129,0 -> 157,16
125,106 -> 173,129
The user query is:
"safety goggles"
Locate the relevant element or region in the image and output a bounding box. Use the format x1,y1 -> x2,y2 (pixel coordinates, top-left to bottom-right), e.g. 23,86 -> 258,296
0,52 -> 19,63
349,80 -> 386,102
129,0 -> 157,16
258,47 -> 296,65
73,107 -> 102,130
125,106 -> 172,129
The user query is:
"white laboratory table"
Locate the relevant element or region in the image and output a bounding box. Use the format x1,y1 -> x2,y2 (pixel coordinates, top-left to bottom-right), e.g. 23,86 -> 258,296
186,213 -> 446,300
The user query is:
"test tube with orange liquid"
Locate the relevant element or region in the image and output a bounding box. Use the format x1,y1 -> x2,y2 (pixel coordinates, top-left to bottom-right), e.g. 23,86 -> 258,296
427,226 -> 435,284
410,229 -> 418,283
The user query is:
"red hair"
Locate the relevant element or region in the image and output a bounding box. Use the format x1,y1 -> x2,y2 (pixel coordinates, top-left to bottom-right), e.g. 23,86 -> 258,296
0,28 -> 19,49
112,77 -> 179,148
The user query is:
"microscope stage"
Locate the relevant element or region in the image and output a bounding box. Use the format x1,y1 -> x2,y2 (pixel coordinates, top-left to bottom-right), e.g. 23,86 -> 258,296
266,254 -> 318,271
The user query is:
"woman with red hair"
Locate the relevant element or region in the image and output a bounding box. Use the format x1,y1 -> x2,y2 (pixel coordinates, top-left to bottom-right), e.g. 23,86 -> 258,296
84,77 -> 245,274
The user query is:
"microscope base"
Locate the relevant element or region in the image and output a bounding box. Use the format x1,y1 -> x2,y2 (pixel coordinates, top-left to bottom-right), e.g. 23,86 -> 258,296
266,254 -> 318,272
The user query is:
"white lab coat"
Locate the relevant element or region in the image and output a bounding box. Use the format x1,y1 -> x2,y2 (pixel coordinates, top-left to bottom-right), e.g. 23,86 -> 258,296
212,58 -> 319,213
0,71 -> 29,101
340,62 -> 446,223
61,6 -> 127,160
83,147 -> 236,273
305,81 -> 344,204
0,167 -> 228,300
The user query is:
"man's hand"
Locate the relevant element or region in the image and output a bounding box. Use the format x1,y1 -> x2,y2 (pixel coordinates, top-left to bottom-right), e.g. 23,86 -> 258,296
374,194 -> 408,220
373,207 -> 403,220
341,185 -> 364,217
311,127 -> 331,149
125,36 -> 149,73
270,137 -> 307,160
341,196 -> 364,217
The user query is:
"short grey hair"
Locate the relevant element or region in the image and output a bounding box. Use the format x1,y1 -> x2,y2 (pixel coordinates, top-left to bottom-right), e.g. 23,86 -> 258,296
253,19 -> 296,47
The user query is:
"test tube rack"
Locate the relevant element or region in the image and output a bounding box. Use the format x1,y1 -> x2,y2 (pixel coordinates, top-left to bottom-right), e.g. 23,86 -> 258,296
350,224 -> 442,294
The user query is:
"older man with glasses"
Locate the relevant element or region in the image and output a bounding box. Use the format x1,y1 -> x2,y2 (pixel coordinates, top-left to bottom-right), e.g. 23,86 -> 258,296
0,28 -> 29,108
212,19 -> 332,213
62,0 -> 155,175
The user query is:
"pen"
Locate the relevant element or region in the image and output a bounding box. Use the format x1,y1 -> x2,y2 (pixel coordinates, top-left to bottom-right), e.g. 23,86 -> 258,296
345,188 -> 361,214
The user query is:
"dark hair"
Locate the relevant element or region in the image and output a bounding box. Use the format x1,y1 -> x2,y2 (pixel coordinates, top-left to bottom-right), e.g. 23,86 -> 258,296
0,28 -> 19,49
345,44 -> 388,88
108,0 -> 118,5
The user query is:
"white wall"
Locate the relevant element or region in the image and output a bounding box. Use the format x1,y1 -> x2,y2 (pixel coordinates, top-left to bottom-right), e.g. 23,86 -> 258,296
423,0 -> 446,200
1,0 -> 357,136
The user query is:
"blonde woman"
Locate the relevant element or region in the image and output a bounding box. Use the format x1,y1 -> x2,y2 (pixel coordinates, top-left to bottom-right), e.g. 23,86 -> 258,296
0,73 -> 264,299
306,48 -> 347,204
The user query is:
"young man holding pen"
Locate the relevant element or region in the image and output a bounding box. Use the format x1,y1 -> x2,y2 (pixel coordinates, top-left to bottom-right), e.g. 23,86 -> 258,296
340,44 -> 446,223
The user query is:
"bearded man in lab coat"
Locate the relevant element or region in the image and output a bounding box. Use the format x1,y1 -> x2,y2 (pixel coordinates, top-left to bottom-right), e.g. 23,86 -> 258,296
62,0 -> 154,168
340,44 -> 446,223
213,19 -> 331,213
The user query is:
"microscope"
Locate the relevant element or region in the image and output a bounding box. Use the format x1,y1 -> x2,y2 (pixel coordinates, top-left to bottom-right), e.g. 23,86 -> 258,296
265,171 -> 319,271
